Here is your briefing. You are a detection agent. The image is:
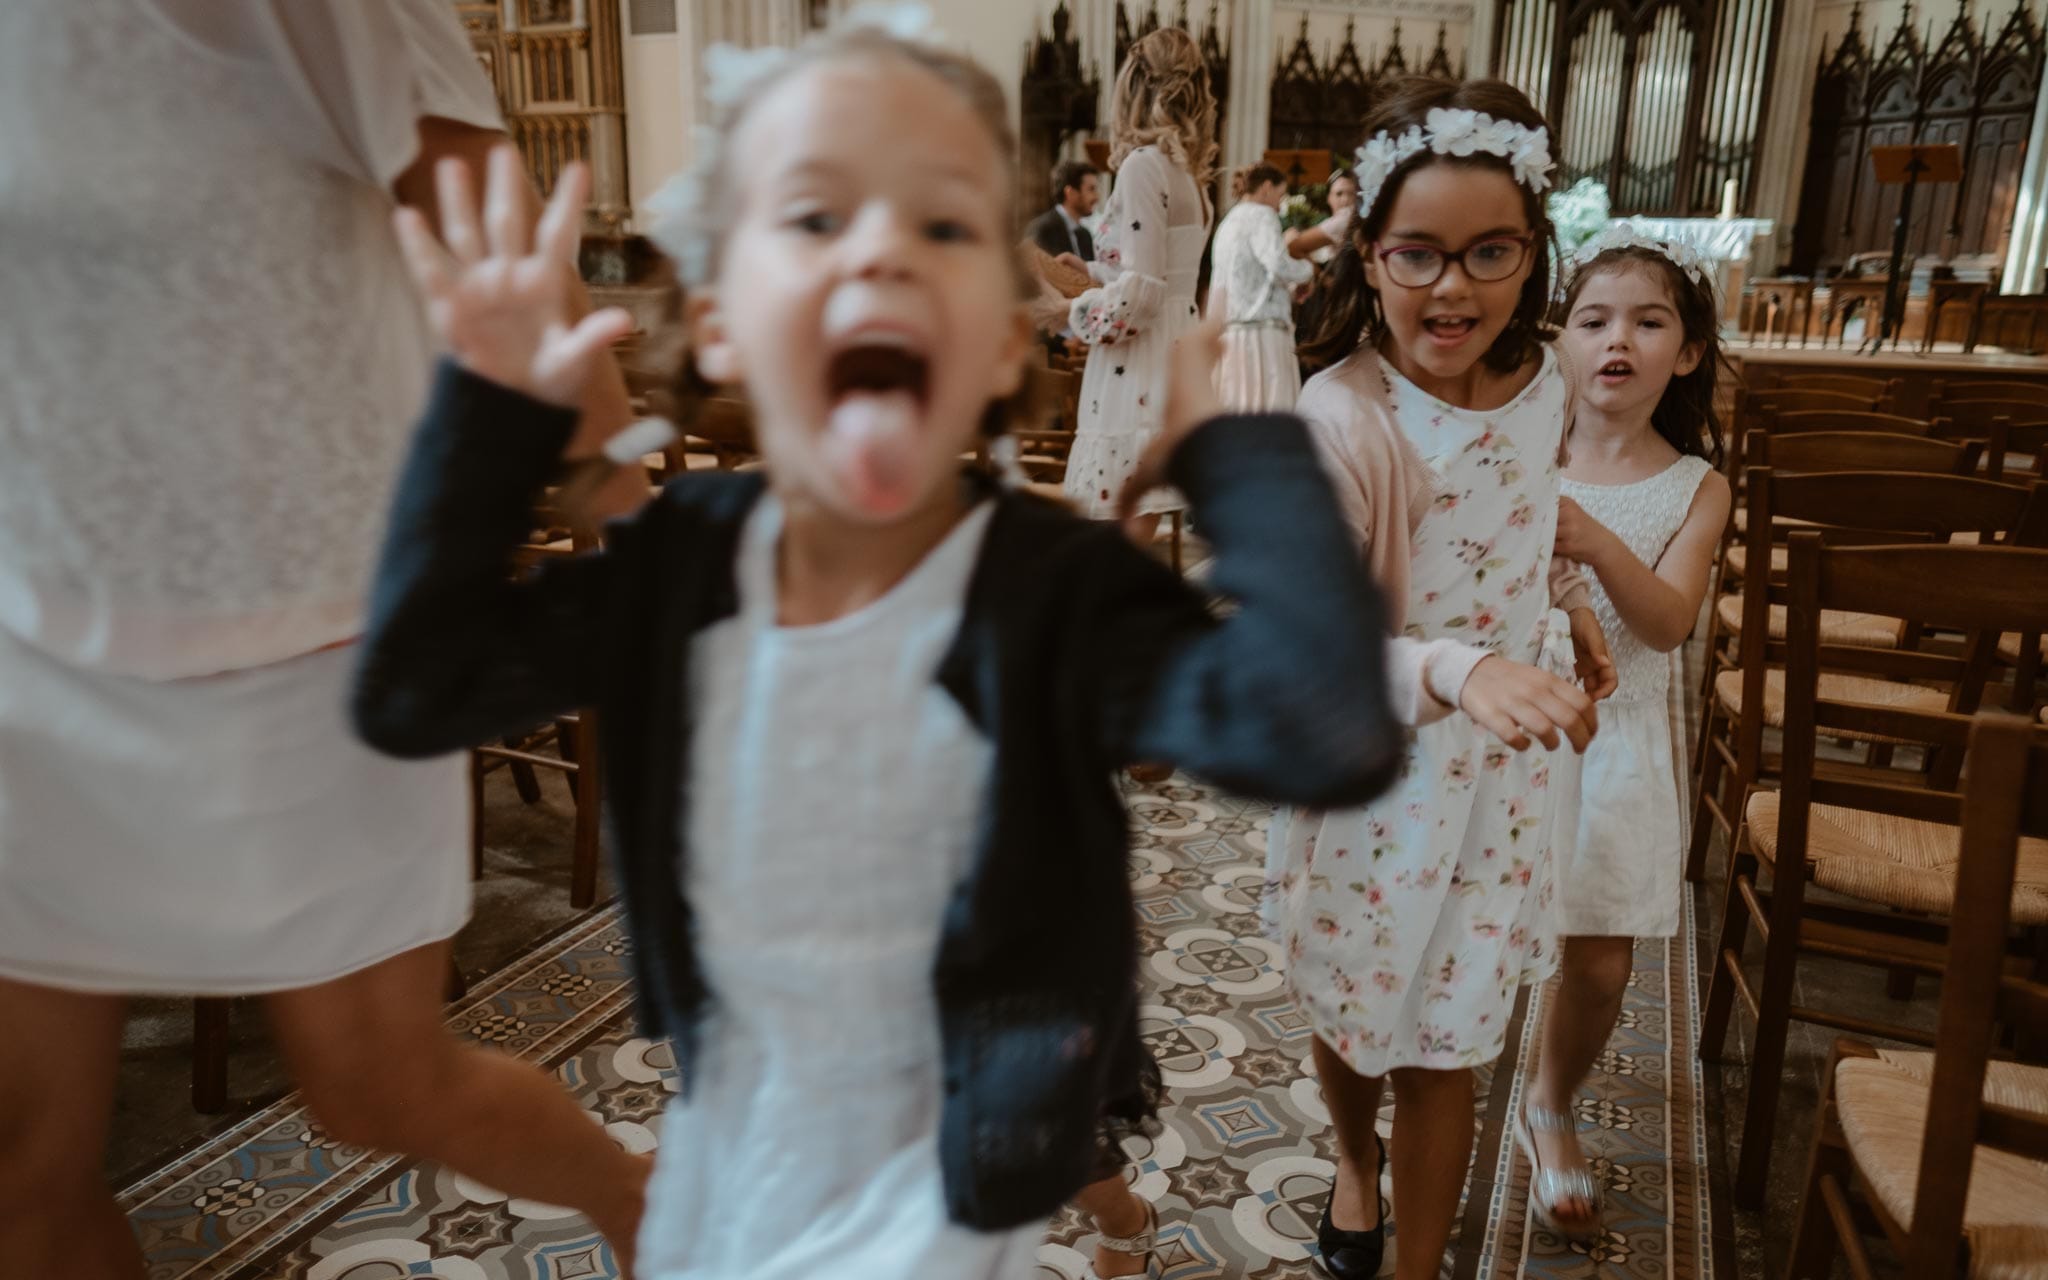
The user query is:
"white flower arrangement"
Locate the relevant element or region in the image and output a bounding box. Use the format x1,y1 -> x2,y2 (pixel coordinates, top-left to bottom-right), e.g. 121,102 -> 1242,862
643,2 -> 946,285
1546,177 -> 1611,256
1573,220 -> 1716,293
1354,108 -> 1554,222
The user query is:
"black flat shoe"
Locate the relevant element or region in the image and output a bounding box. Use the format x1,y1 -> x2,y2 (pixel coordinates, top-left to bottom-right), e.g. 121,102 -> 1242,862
1315,1138 -> 1388,1279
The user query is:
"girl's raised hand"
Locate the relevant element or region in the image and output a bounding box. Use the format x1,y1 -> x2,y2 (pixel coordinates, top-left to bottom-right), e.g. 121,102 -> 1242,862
1116,313 -> 1227,520
1457,655 -> 1598,753
393,149 -> 634,409
1553,496 -> 1615,566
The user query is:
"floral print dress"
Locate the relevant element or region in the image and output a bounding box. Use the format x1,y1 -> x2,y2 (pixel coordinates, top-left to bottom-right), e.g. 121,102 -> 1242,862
1063,145 -> 1209,519
1269,346 -> 1579,1075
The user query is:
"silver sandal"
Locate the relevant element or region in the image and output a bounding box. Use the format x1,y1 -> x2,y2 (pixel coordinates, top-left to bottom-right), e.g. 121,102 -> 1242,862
1516,1101 -> 1603,1242
1093,1197 -> 1157,1279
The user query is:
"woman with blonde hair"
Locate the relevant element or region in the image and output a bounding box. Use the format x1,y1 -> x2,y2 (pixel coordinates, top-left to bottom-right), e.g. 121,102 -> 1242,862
1060,27 -> 1218,542
1209,162 -> 1313,410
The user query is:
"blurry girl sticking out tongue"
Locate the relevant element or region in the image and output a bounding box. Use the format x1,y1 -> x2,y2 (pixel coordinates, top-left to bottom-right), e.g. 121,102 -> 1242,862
354,15 -> 1411,1279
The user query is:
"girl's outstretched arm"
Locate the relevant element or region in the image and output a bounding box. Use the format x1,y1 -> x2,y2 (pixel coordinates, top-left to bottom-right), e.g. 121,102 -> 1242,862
1098,322 -> 1402,808
1554,472 -> 1732,654
354,152 -> 636,757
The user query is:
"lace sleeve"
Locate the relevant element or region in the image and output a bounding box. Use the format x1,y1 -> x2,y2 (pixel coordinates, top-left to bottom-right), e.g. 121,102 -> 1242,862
1068,150 -> 1172,346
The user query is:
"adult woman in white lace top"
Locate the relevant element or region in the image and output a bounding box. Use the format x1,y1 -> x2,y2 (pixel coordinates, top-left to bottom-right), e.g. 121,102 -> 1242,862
1061,28 -> 1217,540
1208,163 -> 1314,411
0,2 -> 648,1269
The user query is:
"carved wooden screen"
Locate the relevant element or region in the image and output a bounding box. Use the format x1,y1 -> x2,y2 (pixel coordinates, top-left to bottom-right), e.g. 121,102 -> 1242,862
1020,3 -> 1102,224
1794,3 -> 2045,272
1267,18 -> 1374,156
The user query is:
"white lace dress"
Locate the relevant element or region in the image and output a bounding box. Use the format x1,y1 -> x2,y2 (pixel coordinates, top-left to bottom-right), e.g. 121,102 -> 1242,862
1209,199 -> 1313,412
1063,146 -> 1209,519
1555,457 -> 1712,937
0,0 -> 499,993
637,498 -> 1041,1280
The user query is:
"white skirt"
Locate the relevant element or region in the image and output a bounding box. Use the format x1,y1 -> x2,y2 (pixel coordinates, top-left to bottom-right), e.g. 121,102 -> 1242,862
0,625 -> 469,994
1215,324 -> 1301,413
1553,693 -> 1684,938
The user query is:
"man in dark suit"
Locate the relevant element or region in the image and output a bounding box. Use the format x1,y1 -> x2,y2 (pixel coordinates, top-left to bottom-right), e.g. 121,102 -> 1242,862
1027,160 -> 1100,263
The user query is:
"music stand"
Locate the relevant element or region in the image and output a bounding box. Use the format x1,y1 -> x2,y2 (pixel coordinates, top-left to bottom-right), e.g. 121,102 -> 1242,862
1864,143 -> 1962,353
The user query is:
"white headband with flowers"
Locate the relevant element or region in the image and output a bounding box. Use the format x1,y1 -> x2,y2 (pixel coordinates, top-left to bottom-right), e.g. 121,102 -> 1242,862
644,2 -> 945,285
1572,221 -> 1715,292
1353,108 -> 1555,222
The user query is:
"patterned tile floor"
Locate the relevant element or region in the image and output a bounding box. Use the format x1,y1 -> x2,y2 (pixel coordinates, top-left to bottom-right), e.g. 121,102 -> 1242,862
119,779 -> 1714,1278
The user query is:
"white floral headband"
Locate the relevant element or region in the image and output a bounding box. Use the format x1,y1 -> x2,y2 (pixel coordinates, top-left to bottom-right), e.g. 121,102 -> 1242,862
1572,221 -> 1715,292
643,2 -> 946,285
1353,108 -> 1554,223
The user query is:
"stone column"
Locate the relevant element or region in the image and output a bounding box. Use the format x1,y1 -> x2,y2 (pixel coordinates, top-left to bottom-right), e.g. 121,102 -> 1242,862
1224,0 -> 1276,180
2003,77 -> 2048,294
1747,0 -> 1818,275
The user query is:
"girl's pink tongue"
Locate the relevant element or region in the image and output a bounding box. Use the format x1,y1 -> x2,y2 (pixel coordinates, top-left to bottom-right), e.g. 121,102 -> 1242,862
825,390 -> 920,518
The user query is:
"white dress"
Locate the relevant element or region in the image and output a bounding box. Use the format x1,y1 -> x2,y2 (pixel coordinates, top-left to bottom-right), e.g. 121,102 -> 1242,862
1209,199 -> 1313,412
637,498 -> 1041,1280
1063,146 -> 1209,519
0,0 -> 499,993
1270,349 -> 1581,1075
1555,457 -> 1712,938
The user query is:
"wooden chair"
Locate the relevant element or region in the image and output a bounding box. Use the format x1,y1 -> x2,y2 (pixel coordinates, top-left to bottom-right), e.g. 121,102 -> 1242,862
1752,388 -> 1889,415
1784,711 -> 2048,1278
1744,278 -> 1818,347
1699,432 -> 1979,708
1932,378 -> 2048,406
473,518 -> 605,911
1702,538 -> 2048,1208
1770,409 -> 1938,439
1768,373 -> 1899,402
1687,466 -> 2045,884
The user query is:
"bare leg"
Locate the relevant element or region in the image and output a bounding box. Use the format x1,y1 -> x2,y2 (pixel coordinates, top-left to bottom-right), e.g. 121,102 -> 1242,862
1072,1171 -> 1152,1278
1386,1067 -> 1475,1280
1122,512 -> 1162,549
1528,936 -> 1633,1223
265,940 -> 650,1268
0,977 -> 148,1278
1310,1034 -> 1385,1232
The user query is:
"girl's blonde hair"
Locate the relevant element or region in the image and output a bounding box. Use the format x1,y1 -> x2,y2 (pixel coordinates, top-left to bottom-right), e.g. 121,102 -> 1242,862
1110,28 -> 1219,195
648,26 -> 1046,444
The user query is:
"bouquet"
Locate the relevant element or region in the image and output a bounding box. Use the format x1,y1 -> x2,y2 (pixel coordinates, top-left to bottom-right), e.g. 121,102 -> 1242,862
1546,177 -> 1611,258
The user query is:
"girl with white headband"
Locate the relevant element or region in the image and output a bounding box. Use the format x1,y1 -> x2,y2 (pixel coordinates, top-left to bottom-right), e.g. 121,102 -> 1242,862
1524,225 -> 1731,1241
1267,76 -> 1617,1280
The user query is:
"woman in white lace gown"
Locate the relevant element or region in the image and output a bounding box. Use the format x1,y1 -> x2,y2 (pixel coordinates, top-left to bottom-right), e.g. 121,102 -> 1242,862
1063,28 -> 1217,529
0,2 -> 648,1268
1208,163 -> 1314,411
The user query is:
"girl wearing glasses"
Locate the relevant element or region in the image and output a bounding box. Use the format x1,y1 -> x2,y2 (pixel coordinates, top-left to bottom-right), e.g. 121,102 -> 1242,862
1266,77 -> 1616,1280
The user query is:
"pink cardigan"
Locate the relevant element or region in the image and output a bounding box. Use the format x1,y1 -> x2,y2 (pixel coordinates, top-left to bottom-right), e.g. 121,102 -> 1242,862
1300,346 -> 1591,720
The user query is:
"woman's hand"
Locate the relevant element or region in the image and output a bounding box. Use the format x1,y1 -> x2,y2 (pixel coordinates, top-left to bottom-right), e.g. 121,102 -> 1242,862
1457,655 -> 1599,753
1568,607 -> 1620,701
1115,314 -> 1226,520
1553,496 -> 1616,567
393,148 -> 634,409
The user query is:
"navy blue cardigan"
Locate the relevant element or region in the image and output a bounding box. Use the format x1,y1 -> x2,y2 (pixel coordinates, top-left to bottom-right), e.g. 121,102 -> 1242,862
352,363 -> 1402,1230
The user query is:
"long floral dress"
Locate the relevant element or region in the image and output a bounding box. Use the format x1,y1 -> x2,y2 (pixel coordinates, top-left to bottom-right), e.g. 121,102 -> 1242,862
1269,345 -> 1580,1075
1063,144 -> 1208,519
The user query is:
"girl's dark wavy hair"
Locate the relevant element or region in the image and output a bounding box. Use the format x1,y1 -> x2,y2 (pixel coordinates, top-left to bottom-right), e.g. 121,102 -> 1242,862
1560,246 -> 1727,467
1298,76 -> 1559,377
